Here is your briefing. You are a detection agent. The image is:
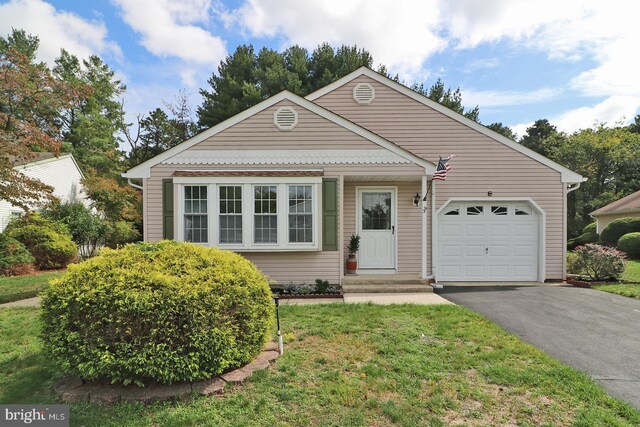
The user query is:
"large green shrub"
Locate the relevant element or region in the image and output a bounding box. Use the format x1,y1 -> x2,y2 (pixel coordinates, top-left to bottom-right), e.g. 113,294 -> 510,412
573,244 -> 626,281
617,232 -> 640,259
41,241 -> 274,386
567,231 -> 598,250
5,213 -> 77,269
582,222 -> 597,234
600,217 -> 640,246
0,234 -> 35,276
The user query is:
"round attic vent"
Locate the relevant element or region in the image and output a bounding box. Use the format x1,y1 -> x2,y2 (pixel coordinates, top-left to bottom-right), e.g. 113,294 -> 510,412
353,83 -> 375,104
274,106 -> 298,130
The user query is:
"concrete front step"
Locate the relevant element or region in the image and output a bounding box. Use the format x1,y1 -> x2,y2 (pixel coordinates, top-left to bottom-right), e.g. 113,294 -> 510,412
342,284 -> 433,294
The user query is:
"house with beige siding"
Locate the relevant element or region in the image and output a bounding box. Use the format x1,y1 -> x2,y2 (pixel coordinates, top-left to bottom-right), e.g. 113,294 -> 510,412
591,190 -> 640,234
123,68 -> 584,285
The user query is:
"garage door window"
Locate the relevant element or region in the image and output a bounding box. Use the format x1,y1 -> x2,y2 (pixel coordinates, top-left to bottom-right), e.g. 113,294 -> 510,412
466,205 -> 483,215
491,206 -> 508,215
515,206 -> 532,215
444,206 -> 459,215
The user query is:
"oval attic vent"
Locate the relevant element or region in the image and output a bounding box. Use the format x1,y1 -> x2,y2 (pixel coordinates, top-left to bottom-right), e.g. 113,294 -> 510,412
274,106 -> 298,130
353,83 -> 375,104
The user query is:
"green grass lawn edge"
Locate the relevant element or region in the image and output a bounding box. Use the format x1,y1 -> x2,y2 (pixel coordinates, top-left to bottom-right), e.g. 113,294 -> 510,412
0,271 -> 64,304
1,304 -> 638,426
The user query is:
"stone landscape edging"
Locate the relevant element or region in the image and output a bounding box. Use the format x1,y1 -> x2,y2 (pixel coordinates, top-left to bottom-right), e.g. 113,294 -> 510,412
55,341 -> 280,405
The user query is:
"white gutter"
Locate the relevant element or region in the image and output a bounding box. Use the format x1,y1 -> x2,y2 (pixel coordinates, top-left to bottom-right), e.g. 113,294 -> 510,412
127,179 -> 143,191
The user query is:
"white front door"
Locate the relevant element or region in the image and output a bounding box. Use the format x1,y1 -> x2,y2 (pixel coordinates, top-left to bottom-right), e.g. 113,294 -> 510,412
357,188 -> 396,270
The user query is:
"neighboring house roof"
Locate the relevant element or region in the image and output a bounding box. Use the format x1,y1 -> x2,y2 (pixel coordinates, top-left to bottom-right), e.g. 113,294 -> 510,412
10,152 -> 57,166
13,153 -> 85,179
306,67 -> 585,184
123,91 -> 436,179
591,190 -> 640,216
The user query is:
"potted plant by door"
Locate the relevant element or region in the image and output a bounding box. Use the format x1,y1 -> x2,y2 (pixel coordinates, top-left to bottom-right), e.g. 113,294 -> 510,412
346,234 -> 360,274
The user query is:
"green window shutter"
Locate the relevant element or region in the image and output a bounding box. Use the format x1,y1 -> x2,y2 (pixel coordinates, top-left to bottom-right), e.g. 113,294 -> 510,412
162,179 -> 174,239
322,178 -> 338,251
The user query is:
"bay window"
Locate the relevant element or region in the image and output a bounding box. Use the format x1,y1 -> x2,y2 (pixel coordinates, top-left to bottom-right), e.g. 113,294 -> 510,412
176,177 -> 320,250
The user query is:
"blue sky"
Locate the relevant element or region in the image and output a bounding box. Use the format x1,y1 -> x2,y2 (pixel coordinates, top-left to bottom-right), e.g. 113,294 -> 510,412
1,0 -> 638,138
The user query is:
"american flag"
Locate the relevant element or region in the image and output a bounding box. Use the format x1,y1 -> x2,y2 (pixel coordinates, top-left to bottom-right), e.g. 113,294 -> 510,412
432,155 -> 454,181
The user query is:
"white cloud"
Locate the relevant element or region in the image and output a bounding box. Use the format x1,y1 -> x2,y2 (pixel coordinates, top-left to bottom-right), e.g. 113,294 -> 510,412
226,0 -> 446,78
463,87 -> 557,107
511,96 -> 640,137
112,0 -> 227,65
0,0 -> 121,64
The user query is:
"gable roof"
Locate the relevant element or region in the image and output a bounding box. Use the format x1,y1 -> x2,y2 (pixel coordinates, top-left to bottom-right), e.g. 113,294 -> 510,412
123,91 -> 436,179
591,190 -> 640,216
13,153 -> 84,179
306,67 -> 585,184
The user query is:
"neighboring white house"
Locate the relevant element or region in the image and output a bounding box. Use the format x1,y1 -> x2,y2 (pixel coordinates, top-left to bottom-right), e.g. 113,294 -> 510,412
0,153 -> 88,231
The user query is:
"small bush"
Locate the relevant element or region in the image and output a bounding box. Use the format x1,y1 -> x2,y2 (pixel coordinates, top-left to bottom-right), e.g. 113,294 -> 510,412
600,217 -> 640,246
0,234 -> 35,276
566,252 -> 581,275
617,232 -> 640,259
43,202 -> 107,257
105,220 -> 140,248
567,231 -> 598,250
41,241 -> 274,386
573,244 -> 626,281
5,213 -> 77,269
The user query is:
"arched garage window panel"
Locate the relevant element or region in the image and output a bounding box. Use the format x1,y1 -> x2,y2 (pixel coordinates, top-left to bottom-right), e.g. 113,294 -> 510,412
444,206 -> 460,216
515,205 -> 532,216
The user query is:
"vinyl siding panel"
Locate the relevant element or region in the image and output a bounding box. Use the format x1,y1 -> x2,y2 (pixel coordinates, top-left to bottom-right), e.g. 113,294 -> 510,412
1,156 -> 88,231
596,212 -> 640,234
194,100 -> 382,150
316,76 -> 565,279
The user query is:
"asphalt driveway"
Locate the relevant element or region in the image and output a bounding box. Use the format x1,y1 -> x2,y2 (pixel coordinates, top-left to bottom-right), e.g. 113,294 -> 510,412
436,284 -> 640,409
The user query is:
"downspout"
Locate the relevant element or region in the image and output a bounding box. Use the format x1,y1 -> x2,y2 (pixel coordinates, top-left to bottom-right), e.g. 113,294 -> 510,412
127,178 -> 143,191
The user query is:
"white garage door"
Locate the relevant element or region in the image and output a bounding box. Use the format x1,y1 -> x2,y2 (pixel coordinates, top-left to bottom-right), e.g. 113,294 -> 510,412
437,202 -> 540,281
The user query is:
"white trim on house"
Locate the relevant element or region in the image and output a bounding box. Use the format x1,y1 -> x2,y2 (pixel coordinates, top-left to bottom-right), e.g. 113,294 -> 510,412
434,197 -> 546,282
306,67 -> 584,184
162,149 -> 413,165
123,91 -> 436,179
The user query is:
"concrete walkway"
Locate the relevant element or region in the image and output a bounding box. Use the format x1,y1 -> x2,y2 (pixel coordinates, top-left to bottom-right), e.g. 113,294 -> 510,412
0,297 -> 41,308
279,293 -> 452,305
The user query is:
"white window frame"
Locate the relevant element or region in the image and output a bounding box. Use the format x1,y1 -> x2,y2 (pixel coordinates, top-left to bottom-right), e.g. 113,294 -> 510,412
174,176 -> 321,251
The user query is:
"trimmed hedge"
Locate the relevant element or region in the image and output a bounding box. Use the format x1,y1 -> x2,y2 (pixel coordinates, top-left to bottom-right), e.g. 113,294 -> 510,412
41,241 -> 274,386
567,231 -> 598,250
5,213 -> 77,269
600,217 -> 640,246
618,232 -> 640,259
0,234 -> 35,276
582,222 -> 597,234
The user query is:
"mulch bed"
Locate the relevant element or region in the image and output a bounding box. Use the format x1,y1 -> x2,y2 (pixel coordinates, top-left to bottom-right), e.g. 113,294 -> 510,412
55,341 -> 280,405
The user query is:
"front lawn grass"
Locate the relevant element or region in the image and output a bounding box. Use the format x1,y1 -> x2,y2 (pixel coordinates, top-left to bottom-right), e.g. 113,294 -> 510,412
0,271 -> 64,304
622,259 -> 640,282
1,304 -> 638,426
